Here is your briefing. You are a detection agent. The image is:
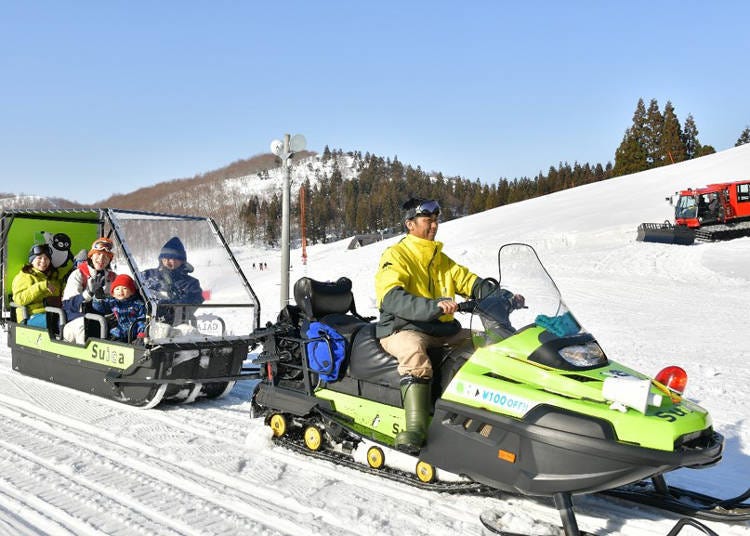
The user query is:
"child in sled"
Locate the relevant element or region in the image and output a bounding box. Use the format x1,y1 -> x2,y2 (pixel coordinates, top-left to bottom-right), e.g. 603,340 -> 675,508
92,274 -> 147,342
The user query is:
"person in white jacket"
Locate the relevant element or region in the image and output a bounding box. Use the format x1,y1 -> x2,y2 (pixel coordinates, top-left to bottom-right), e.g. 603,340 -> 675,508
61,237 -> 117,344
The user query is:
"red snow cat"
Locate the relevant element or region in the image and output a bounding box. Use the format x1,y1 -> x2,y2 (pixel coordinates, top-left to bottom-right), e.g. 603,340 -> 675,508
637,179 -> 750,245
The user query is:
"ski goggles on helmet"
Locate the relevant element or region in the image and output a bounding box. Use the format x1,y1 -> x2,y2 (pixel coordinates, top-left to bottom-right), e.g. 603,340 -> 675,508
408,199 -> 440,219
91,239 -> 113,252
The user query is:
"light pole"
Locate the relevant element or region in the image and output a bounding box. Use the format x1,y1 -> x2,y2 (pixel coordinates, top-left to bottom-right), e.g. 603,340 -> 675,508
270,133 -> 306,309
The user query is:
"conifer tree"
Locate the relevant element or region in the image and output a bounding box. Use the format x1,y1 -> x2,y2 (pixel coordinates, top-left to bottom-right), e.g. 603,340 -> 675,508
644,98 -> 664,166
736,127 -> 750,146
660,101 -> 686,165
682,114 -> 701,159
613,99 -> 649,176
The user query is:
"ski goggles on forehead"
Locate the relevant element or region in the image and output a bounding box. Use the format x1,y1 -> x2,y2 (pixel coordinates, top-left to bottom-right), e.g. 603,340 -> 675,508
414,200 -> 440,217
92,240 -> 113,252
30,244 -> 51,256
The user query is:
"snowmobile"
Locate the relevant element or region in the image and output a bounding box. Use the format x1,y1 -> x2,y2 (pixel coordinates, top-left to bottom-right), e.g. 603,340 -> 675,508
250,243 -> 746,536
1,208 -> 261,408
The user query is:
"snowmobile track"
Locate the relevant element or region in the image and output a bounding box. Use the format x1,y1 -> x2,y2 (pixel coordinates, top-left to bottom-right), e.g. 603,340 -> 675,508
272,433 -> 492,494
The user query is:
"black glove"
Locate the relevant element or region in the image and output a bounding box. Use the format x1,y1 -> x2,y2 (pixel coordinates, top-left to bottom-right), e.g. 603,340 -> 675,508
510,294 -> 525,309
84,272 -> 106,301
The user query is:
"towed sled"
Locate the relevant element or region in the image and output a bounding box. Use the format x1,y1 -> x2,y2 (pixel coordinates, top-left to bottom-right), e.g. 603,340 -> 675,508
250,243 -> 739,535
1,209 -> 261,408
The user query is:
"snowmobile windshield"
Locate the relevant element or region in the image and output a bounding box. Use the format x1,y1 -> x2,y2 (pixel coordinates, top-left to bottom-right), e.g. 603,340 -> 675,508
467,244 -> 606,368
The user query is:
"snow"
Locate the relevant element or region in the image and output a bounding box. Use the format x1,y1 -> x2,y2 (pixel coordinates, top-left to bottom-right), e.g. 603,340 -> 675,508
2,144 -> 750,535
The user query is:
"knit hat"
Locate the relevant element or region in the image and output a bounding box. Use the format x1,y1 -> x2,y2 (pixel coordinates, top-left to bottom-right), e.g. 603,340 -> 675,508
88,237 -> 114,261
111,274 -> 137,294
28,243 -> 52,264
159,236 -> 187,261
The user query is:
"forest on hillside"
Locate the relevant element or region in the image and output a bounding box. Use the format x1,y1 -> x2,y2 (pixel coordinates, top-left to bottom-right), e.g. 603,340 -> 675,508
240,98 -> 749,246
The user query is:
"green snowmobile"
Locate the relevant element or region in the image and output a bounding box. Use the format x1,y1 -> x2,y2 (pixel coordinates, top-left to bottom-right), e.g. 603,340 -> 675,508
251,243 -> 744,536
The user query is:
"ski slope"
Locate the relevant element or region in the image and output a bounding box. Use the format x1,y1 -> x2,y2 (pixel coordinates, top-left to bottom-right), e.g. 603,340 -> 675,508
1,144 -> 750,535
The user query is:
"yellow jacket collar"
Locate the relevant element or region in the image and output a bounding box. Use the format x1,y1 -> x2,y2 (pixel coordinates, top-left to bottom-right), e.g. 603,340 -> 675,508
403,233 -> 443,256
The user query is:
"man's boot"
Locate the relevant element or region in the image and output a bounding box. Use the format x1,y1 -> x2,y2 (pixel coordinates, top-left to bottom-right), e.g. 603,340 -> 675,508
394,377 -> 431,454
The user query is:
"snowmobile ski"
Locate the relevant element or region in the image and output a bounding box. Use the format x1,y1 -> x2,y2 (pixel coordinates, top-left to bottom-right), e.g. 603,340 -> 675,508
479,508 -> 598,536
479,508 -> 719,536
603,475 -> 750,522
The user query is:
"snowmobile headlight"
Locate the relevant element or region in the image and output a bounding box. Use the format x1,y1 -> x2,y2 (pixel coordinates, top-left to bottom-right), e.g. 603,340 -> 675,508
558,342 -> 607,367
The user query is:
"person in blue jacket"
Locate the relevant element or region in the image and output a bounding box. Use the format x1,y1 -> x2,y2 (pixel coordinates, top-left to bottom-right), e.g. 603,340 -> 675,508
141,237 -> 203,324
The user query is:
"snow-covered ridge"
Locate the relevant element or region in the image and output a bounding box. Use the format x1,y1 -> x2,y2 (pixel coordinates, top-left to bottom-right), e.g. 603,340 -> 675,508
222,153 -> 361,199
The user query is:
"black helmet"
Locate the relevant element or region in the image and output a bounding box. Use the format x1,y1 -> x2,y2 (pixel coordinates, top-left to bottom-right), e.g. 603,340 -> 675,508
28,243 -> 52,264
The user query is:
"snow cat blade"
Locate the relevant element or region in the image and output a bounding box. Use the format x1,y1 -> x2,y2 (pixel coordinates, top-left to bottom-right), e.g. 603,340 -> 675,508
637,222 -> 695,245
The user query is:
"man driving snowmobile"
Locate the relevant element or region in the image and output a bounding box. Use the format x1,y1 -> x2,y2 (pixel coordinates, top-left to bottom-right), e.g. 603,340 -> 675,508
374,197 -> 523,453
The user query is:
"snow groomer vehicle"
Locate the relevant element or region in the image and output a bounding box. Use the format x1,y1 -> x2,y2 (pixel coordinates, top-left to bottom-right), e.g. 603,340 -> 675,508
251,243 -> 747,535
1,209 -> 260,408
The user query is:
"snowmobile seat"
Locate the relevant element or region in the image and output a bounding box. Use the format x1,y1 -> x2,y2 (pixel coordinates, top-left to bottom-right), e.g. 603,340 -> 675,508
294,276 -> 369,344
318,314 -> 368,345
348,323 -> 401,389
293,276 -> 358,320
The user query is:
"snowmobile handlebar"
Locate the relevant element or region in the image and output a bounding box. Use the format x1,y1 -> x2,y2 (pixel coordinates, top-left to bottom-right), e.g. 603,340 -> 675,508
457,300 -> 479,313
457,294 -> 527,314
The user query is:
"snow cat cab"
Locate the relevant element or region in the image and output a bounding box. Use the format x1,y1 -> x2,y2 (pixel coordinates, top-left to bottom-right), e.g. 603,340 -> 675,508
251,243 -> 730,536
637,179 -> 750,244
1,209 -> 261,408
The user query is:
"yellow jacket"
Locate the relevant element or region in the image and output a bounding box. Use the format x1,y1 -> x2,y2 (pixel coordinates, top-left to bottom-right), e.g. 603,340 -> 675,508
374,233 -> 478,338
11,267 -> 63,322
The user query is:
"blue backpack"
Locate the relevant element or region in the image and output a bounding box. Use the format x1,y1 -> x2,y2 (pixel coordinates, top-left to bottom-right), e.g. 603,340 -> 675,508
305,321 -> 347,382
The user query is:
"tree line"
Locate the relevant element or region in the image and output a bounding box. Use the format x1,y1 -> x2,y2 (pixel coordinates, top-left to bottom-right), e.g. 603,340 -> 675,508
239,149 -> 616,246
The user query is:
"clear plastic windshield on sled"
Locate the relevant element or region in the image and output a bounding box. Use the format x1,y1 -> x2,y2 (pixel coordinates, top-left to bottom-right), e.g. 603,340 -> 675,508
109,210 -> 260,342
469,244 -> 594,356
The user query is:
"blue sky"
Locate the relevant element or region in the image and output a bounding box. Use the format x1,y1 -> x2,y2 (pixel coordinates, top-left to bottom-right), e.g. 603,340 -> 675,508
2,1 -> 749,204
